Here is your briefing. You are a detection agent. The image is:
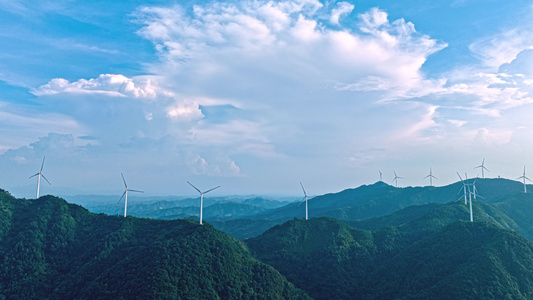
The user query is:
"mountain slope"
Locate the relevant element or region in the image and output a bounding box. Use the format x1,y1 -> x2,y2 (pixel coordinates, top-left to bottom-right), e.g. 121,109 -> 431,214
369,221 -> 533,299
247,215 -> 533,299
0,192 -> 308,299
246,217 -> 399,299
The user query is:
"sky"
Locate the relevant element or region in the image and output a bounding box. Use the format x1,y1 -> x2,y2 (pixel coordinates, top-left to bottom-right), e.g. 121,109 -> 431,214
1,0 -> 533,198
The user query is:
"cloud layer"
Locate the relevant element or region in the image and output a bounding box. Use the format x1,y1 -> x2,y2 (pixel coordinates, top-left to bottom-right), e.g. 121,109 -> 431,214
2,0 -> 533,196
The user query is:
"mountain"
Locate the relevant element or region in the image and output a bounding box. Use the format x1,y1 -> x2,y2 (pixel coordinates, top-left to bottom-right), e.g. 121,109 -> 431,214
253,179 -> 527,222
65,194 -> 291,221
368,221 -> 533,299
59,179 -> 529,241
247,203 -> 533,299
0,191 -> 308,299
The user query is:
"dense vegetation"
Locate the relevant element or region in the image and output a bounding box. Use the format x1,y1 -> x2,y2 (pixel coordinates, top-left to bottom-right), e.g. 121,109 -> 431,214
4,177 -> 533,299
0,192 -> 308,299
247,213 -> 533,299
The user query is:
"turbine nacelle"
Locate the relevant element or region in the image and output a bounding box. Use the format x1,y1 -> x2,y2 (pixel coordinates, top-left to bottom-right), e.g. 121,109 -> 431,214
187,181 -> 220,225
29,156 -> 51,199
118,173 -> 144,217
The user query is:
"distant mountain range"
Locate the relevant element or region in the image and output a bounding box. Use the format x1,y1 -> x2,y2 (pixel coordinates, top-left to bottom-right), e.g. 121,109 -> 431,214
63,178 -> 532,240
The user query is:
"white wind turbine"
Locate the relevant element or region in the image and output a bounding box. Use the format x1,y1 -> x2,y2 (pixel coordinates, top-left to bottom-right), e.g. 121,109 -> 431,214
118,173 -> 143,218
187,181 -> 220,225
467,183 -> 474,222
474,158 -> 489,179
29,156 -> 51,199
378,170 -> 383,182
392,171 -> 403,187
299,181 -> 309,220
457,172 -> 467,205
424,167 -> 437,186
517,166 -> 532,193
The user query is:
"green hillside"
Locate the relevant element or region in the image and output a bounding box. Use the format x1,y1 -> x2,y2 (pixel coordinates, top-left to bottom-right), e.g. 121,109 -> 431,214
248,214 -> 533,299
0,192 -> 308,299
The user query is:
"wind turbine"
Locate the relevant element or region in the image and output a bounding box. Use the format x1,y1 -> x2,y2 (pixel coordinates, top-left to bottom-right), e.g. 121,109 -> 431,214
457,172 -> 467,205
378,170 -> 383,182
517,166 -> 532,193
187,181 -> 220,225
392,171 -> 403,187
467,183 -> 474,222
118,173 -> 143,218
474,158 -> 489,179
424,167 -> 437,186
29,156 -> 51,199
468,179 -> 483,222
299,181 -> 309,220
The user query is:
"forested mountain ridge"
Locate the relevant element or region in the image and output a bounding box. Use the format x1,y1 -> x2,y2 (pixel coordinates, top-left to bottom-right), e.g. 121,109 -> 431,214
0,192 -> 308,299
254,178 -> 527,222
247,214 -> 533,299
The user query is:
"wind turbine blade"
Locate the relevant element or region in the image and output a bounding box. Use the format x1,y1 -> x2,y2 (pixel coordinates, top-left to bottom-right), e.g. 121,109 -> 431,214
40,157 -> 46,172
456,172 -> 463,182
297,196 -> 306,207
129,189 -> 144,193
41,174 -> 51,185
29,173 -> 39,179
187,181 -> 202,194
121,173 -> 128,189
117,191 -> 126,203
204,186 -> 221,194
300,181 -> 307,197
457,186 -> 464,195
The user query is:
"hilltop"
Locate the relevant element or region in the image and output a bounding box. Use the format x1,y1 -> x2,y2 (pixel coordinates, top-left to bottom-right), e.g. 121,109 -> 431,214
0,192 -> 308,299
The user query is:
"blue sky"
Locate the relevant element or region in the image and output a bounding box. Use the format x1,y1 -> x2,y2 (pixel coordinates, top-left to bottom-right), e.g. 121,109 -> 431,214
1,0 -> 533,198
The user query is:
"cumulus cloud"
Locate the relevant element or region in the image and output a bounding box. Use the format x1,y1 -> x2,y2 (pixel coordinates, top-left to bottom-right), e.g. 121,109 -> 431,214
133,2 -> 446,93
329,2 -> 354,25
31,74 -> 158,98
166,101 -> 204,122
187,154 -> 241,177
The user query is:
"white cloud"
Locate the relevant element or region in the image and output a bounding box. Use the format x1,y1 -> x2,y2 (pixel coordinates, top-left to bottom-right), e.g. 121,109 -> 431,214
187,154 -> 241,177
166,101 -> 204,122
0,102 -> 85,153
329,1 -> 354,25
469,28 -> 533,68
134,2 -> 447,103
31,74 -> 158,99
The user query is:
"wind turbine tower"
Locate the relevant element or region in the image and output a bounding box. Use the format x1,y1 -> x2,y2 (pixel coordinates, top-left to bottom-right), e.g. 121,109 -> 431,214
29,156 -> 51,199
468,184 -> 473,222
517,166 -> 532,193
457,172 -> 468,205
187,181 -> 220,225
469,179 -> 484,222
118,173 -> 144,218
392,171 -> 403,187
424,167 -> 437,186
475,158 -> 489,179
300,181 -> 309,220
379,170 -> 383,182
